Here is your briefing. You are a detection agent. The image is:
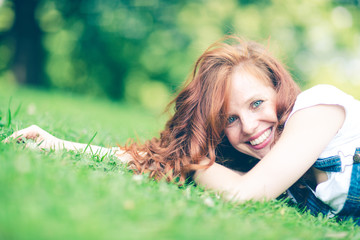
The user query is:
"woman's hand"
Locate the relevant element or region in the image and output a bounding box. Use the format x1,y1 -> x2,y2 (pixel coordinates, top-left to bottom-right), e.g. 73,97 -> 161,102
4,124 -> 133,164
4,125 -> 64,150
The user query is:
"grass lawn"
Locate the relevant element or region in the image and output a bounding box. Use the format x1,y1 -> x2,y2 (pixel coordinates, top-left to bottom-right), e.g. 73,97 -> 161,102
0,82 -> 359,240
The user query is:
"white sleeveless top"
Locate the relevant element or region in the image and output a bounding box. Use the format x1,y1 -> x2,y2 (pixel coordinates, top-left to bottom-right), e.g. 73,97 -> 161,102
286,84 -> 360,213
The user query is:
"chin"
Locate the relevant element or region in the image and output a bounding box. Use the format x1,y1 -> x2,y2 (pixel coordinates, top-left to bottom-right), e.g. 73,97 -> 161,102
250,148 -> 270,159
258,149 -> 271,159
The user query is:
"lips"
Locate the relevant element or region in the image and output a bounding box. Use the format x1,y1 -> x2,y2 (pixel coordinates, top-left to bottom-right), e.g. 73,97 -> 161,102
247,127 -> 273,150
249,128 -> 271,146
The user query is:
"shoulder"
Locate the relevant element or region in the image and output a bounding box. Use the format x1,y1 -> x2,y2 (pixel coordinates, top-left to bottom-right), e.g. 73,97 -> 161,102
297,84 -> 351,102
289,85 -> 354,119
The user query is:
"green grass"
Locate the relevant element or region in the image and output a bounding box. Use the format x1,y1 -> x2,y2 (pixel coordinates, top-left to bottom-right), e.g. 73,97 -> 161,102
0,83 -> 359,240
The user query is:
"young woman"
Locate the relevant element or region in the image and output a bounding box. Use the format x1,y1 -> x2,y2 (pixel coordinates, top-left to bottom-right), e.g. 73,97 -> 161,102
6,36 -> 360,224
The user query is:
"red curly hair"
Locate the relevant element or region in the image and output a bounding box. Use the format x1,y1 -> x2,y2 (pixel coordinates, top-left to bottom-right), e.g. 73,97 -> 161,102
126,36 -> 300,182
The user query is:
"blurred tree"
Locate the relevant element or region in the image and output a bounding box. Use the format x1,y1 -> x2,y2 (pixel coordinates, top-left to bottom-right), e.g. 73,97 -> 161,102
0,0 -> 359,108
38,0 -> 190,101
9,0 -> 46,86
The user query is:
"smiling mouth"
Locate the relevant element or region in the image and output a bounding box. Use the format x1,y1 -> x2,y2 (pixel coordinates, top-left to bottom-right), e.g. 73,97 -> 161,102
249,128 -> 272,146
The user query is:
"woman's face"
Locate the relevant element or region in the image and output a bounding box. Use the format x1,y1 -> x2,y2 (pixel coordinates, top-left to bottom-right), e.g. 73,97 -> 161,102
224,69 -> 278,159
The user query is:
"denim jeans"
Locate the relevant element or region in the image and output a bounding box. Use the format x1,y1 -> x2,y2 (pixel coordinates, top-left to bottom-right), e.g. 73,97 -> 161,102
287,148 -> 360,225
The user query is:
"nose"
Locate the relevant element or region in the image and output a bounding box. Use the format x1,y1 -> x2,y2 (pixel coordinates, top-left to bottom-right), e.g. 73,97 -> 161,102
239,113 -> 258,135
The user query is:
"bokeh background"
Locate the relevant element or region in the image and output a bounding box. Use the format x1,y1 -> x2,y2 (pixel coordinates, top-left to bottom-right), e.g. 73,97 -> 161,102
0,0 -> 360,112
1,3 -> 360,238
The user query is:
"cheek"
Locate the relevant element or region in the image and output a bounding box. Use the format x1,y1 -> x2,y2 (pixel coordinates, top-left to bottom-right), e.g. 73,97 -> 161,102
271,110 -> 278,122
225,128 -> 239,145
264,105 -> 278,122
270,102 -> 278,120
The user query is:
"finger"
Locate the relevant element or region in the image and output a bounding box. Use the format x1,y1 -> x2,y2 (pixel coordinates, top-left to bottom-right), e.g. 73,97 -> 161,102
3,131 -> 21,143
3,133 -> 24,144
2,137 -> 10,143
4,127 -> 39,143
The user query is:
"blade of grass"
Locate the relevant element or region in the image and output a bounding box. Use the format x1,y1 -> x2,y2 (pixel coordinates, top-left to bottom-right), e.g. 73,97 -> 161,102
0,109 -> 3,127
100,152 -> 108,162
84,132 -> 97,154
13,102 -> 22,119
7,97 -> 12,127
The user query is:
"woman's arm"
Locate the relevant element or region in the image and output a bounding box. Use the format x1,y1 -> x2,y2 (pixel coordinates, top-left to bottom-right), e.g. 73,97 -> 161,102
4,125 -> 131,163
194,104 -> 345,202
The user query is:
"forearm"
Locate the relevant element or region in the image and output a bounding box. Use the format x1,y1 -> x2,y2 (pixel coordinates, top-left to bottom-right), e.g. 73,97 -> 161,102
60,139 -> 134,164
61,139 -> 115,156
5,124 -> 131,163
233,170 -> 246,176
194,161 -> 253,202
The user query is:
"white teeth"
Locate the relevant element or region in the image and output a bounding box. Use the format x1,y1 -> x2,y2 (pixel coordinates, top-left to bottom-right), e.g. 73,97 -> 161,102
250,129 -> 271,146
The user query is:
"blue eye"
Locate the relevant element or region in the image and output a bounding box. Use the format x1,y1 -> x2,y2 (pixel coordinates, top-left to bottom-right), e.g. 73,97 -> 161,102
252,100 -> 263,109
227,116 -> 238,125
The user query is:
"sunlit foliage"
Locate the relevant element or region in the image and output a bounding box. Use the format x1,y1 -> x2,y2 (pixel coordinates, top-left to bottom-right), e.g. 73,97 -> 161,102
0,0 -> 359,110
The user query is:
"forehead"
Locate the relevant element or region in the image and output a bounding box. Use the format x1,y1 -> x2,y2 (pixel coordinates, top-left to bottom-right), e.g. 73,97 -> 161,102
232,62 -> 272,85
225,68 -> 276,112
229,68 -> 273,96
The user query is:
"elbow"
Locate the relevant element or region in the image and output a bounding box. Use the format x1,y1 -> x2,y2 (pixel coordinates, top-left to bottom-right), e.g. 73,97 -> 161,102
220,188 -> 252,203
220,184 -> 276,203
